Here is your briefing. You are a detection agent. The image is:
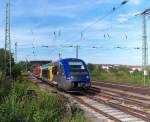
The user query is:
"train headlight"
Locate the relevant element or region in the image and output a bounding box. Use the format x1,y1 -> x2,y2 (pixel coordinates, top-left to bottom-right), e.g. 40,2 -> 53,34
67,76 -> 74,80
67,77 -> 71,80
86,76 -> 89,79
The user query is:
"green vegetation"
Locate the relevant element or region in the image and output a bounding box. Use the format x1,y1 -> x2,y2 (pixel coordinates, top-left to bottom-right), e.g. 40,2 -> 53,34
0,48 -> 89,122
0,48 -> 23,99
0,48 -> 28,80
0,78 -> 90,122
88,63 -> 150,86
0,49 -> 15,78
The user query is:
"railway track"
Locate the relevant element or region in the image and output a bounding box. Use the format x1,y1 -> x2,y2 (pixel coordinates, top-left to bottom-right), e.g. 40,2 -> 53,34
92,80 -> 150,95
92,85 -> 150,105
73,95 -> 146,122
72,85 -> 150,121
92,81 -> 150,111
89,84 -> 150,121
29,75 -> 150,121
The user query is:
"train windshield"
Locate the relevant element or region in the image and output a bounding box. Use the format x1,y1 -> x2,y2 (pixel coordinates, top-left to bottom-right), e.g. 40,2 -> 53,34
68,61 -> 88,75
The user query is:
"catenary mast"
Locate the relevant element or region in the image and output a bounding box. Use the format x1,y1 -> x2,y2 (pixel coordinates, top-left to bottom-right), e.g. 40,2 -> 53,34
4,0 -> 11,77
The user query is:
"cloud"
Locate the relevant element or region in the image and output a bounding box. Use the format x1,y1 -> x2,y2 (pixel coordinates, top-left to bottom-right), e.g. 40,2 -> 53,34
117,11 -> 141,23
129,0 -> 142,5
117,17 -> 128,23
11,0 -> 114,19
0,0 -> 147,64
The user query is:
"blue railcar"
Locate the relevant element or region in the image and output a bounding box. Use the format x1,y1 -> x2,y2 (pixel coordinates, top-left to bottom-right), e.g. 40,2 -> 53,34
40,58 -> 91,91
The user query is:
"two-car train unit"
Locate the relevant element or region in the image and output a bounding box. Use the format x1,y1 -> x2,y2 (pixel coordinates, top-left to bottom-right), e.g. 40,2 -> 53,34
33,58 -> 91,91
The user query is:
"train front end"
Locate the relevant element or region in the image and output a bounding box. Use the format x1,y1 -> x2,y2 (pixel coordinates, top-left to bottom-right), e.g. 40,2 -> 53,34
61,58 -> 91,90
33,66 -> 42,78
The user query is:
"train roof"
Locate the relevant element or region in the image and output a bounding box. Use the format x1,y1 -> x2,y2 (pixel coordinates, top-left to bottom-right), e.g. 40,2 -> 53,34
60,58 -> 84,62
41,58 -> 85,69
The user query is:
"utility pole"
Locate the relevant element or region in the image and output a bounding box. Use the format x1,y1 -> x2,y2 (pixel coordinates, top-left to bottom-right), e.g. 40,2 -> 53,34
15,42 -> 17,62
4,0 -> 11,77
61,45 -> 79,59
137,8 -> 150,86
25,58 -> 28,72
76,45 -> 79,59
58,52 -> 62,60
142,14 -> 148,86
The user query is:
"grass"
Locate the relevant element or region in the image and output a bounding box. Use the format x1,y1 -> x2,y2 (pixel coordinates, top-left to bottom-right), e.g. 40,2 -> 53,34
0,78 -> 90,122
89,65 -> 150,86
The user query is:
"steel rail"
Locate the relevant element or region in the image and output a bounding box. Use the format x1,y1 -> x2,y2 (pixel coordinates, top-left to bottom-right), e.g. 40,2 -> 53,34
92,85 -> 150,101
73,95 -> 122,122
82,91 -> 150,121
30,75 -> 149,121
93,81 -> 150,95
99,90 -> 150,109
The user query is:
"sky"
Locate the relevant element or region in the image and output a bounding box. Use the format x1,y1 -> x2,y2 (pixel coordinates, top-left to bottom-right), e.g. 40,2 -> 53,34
0,0 -> 150,65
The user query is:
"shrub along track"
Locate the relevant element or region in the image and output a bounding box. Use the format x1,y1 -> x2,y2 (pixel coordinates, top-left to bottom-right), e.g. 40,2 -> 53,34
28,75 -> 150,121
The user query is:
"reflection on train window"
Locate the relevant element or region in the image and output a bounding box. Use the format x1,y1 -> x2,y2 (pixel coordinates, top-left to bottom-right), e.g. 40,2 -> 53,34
68,61 -> 86,73
59,64 -> 64,76
52,66 -> 57,75
42,69 -> 49,78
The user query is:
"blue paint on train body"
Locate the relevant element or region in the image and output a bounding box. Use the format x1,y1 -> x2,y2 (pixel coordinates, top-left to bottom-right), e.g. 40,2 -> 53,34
60,58 -> 91,83
40,58 -> 91,90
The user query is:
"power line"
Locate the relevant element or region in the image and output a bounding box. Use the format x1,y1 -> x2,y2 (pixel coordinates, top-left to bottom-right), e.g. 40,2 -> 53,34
65,0 -> 129,42
81,0 -> 129,33
17,44 -> 142,50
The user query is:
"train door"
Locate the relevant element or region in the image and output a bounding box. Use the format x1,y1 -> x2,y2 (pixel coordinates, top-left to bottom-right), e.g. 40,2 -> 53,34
57,63 -> 66,89
39,67 -> 42,78
52,64 -> 58,81
49,65 -> 53,81
42,68 -> 49,79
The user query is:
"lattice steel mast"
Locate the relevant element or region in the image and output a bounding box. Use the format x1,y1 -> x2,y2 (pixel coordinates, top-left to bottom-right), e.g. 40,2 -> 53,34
4,0 -> 11,77
137,9 -> 150,85
142,14 -> 148,85
15,42 -> 17,62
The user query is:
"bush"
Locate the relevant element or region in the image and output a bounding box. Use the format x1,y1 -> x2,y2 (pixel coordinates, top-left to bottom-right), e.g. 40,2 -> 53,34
0,79 -> 89,122
12,64 -> 22,80
87,64 -> 95,71
0,79 -> 11,101
89,65 -> 149,86
70,114 -> 90,122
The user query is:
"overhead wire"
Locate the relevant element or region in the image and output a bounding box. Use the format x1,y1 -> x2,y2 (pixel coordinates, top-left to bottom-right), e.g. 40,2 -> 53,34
64,0 -> 129,43
81,0 -> 129,33
18,0 -> 149,60
18,1 -> 132,51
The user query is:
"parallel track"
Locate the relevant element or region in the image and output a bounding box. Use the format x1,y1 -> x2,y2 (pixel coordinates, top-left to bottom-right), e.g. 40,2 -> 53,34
92,85 -> 150,106
93,81 -> 150,95
72,93 -> 146,122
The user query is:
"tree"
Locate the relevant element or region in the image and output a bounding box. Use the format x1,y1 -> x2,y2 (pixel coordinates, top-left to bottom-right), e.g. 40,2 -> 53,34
88,63 -> 95,71
0,48 -> 14,77
12,64 -> 21,79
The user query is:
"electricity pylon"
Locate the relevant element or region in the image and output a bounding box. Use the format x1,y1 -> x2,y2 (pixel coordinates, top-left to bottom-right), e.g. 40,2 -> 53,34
4,0 -> 11,77
137,8 -> 150,85
15,42 -> 17,62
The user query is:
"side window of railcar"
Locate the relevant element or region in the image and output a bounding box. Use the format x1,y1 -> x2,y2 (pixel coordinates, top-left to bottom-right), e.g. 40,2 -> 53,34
42,69 -> 49,78
59,64 -> 64,76
52,66 -> 57,75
